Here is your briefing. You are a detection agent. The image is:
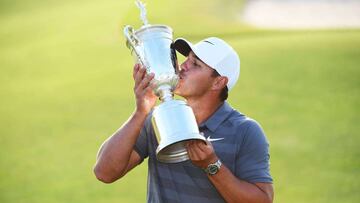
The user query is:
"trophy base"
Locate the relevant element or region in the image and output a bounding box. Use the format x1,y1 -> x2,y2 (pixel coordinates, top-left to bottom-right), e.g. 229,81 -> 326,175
152,100 -> 206,163
156,139 -> 189,163
156,136 -> 203,163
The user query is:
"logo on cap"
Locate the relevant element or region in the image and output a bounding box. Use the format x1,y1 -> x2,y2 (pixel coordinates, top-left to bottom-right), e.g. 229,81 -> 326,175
203,40 -> 215,45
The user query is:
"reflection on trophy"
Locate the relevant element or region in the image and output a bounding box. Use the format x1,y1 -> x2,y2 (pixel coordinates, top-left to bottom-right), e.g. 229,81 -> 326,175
123,1 -> 205,163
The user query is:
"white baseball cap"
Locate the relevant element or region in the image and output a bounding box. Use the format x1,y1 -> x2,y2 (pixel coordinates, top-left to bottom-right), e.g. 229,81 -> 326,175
173,37 -> 240,90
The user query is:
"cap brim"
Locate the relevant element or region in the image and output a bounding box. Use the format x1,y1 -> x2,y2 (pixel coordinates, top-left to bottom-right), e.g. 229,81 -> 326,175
173,38 -> 194,57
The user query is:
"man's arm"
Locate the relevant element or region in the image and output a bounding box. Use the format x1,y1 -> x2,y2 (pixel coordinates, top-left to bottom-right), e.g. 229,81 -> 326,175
208,164 -> 273,203
94,111 -> 147,183
187,140 -> 274,203
93,64 -> 157,183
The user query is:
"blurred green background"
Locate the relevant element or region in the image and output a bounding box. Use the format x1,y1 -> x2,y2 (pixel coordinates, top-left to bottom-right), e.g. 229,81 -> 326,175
1,0 -> 359,202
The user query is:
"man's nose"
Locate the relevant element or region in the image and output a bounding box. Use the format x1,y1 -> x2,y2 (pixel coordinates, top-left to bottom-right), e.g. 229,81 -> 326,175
180,60 -> 189,72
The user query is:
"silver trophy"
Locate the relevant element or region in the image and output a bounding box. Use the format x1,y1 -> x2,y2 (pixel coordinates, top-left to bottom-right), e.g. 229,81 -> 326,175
123,1 -> 205,163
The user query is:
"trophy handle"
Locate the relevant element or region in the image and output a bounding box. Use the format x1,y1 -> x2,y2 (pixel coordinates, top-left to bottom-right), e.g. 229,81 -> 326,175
123,25 -> 147,68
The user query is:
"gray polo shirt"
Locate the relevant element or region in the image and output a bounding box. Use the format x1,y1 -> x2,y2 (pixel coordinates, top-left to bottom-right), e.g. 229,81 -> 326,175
134,102 -> 272,203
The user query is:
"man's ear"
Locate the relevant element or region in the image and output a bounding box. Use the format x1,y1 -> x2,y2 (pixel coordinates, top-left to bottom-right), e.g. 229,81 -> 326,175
212,76 -> 228,90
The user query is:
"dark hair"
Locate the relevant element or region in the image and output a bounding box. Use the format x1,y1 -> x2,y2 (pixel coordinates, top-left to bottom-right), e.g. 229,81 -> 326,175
211,70 -> 228,101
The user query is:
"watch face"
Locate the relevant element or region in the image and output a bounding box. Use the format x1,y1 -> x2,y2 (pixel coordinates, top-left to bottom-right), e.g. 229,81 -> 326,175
208,164 -> 219,175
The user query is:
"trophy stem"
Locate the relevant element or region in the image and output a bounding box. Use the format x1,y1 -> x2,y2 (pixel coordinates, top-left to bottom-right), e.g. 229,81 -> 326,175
158,85 -> 173,102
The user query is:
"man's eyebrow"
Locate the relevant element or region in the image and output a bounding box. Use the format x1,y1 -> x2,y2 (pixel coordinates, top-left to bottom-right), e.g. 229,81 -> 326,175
189,52 -> 205,65
194,55 -> 206,65
190,52 -> 201,62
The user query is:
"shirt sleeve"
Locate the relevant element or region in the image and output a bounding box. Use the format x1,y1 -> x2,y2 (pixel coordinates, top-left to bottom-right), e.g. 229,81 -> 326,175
235,119 -> 273,183
133,115 -> 151,163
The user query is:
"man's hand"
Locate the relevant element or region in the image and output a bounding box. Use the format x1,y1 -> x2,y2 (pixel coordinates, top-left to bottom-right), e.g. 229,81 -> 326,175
133,64 -> 157,115
186,140 -> 218,169
187,140 -> 274,203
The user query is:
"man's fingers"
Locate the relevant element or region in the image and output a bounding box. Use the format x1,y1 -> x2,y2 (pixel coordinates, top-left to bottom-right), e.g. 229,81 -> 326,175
138,72 -> 155,91
194,140 -> 207,152
192,142 -> 208,160
149,81 -> 157,90
189,141 -> 205,157
134,67 -> 147,88
133,63 -> 143,80
197,140 -> 214,154
142,85 -> 156,99
189,140 -> 207,161
187,141 -> 199,161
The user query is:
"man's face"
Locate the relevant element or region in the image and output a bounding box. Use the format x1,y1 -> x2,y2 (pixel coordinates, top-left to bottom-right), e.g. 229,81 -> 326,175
174,51 -> 216,99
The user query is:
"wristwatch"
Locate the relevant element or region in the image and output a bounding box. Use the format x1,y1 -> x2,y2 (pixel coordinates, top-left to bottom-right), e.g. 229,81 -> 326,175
203,159 -> 222,175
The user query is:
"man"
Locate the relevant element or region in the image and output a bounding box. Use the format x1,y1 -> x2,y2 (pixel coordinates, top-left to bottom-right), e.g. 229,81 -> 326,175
94,37 -> 274,203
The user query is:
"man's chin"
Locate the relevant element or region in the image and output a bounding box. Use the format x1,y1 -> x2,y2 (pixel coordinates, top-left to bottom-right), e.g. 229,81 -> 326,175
174,84 -> 180,94
173,89 -> 181,96
174,87 -> 185,97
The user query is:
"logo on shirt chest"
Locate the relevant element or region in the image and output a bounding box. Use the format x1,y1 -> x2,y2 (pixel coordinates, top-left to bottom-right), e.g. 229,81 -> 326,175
206,136 -> 225,142
200,132 -> 225,142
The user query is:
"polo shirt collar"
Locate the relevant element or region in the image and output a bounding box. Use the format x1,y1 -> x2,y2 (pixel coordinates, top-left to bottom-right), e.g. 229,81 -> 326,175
199,101 -> 234,132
